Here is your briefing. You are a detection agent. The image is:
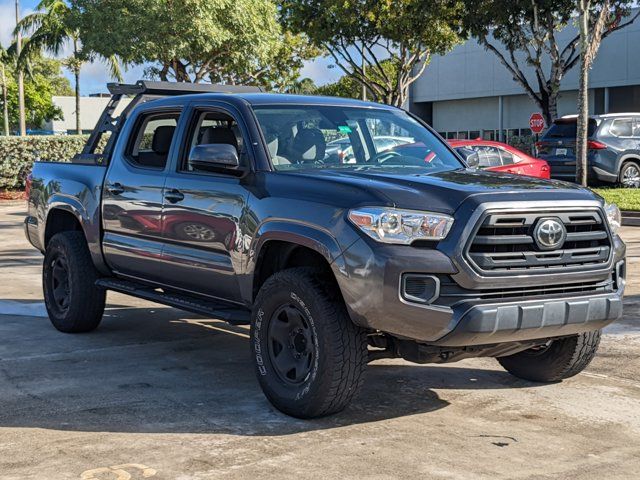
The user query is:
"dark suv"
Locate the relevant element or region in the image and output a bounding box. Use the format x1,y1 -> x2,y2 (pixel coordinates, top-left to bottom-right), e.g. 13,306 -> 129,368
536,114 -> 640,187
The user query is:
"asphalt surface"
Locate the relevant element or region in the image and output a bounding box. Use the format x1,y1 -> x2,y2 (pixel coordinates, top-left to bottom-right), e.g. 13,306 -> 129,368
1,201 -> 640,480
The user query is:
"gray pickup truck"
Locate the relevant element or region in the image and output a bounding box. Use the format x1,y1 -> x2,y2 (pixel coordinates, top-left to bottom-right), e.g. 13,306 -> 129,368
25,81 -> 626,418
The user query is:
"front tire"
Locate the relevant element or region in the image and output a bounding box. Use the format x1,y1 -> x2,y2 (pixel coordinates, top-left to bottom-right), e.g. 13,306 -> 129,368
43,231 -> 106,333
497,331 -> 601,382
251,267 -> 367,418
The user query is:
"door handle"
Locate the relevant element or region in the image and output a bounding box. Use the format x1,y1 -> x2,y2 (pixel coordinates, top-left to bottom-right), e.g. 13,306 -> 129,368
164,189 -> 184,203
106,182 -> 125,195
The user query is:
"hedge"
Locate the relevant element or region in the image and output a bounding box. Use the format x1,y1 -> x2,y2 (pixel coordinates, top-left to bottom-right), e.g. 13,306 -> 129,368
0,135 -> 94,189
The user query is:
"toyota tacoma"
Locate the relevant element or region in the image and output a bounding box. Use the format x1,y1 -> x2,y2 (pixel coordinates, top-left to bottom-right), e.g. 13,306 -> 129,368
24,81 -> 626,418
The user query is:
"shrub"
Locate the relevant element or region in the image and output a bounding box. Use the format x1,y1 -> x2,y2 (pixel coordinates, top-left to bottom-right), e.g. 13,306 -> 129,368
507,135 -> 536,156
0,135 -> 91,189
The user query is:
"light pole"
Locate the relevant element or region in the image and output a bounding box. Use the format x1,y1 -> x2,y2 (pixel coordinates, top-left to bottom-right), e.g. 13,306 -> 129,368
15,0 -> 26,136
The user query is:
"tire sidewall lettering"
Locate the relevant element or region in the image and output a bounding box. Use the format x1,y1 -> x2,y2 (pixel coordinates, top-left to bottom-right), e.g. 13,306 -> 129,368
252,285 -> 320,401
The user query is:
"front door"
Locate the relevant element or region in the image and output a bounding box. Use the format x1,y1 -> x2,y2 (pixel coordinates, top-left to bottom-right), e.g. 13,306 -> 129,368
102,106 -> 181,283
160,104 -> 250,303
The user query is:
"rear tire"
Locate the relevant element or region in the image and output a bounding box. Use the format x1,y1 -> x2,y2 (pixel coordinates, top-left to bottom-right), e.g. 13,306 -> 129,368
497,331 -> 601,382
619,161 -> 640,188
43,231 -> 106,333
251,267 -> 367,418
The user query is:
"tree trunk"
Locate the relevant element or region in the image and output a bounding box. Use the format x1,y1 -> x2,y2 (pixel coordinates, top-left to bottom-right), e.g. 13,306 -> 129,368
75,66 -> 81,135
1,64 -> 9,136
576,4 -> 590,187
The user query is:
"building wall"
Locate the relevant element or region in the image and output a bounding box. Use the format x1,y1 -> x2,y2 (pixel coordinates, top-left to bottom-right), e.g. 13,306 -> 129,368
46,96 -> 132,134
412,9 -> 640,104
431,90 -> 595,136
409,9 -> 640,136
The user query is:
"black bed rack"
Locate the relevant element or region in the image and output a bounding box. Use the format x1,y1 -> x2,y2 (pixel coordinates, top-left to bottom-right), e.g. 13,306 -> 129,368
77,81 -> 262,164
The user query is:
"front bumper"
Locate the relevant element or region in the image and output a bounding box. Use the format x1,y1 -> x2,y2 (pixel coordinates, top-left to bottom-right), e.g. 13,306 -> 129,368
335,233 -> 626,347
434,286 -> 623,346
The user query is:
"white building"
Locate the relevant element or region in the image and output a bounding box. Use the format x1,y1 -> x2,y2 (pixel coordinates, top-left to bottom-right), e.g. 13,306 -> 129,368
45,95 -> 132,134
409,9 -> 640,141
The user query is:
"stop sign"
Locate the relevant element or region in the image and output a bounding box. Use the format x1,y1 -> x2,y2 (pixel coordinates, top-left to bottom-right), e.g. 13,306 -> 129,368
529,113 -> 545,134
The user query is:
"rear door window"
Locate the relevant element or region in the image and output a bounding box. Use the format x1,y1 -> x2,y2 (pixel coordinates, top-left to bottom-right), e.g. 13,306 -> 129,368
126,112 -> 180,169
472,146 -> 502,167
498,149 -> 516,165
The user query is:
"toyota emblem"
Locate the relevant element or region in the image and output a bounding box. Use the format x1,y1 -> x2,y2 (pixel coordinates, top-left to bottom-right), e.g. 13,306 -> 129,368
534,218 -> 566,250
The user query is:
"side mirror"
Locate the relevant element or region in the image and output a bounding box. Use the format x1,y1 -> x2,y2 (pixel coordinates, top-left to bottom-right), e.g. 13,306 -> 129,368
188,143 -> 240,172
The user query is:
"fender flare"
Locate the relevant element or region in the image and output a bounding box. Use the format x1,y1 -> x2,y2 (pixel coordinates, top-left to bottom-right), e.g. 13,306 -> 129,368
242,219 -> 349,302
43,196 -> 110,275
251,219 -> 347,270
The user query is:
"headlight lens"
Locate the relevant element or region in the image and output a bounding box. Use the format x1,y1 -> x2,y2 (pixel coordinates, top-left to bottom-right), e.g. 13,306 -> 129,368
348,207 -> 454,244
604,202 -> 621,233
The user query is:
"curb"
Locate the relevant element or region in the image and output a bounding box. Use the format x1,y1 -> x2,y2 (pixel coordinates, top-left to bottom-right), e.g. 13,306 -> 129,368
0,200 -> 26,206
622,210 -> 640,226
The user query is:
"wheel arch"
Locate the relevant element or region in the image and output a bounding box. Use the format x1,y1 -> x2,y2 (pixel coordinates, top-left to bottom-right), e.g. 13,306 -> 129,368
43,200 -> 110,275
248,221 -> 348,302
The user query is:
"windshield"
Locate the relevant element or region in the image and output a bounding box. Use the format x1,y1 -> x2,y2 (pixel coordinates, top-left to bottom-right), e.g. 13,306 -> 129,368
252,105 -> 464,174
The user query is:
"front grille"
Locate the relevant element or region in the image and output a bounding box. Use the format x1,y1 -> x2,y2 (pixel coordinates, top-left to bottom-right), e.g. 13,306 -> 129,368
465,209 -> 611,275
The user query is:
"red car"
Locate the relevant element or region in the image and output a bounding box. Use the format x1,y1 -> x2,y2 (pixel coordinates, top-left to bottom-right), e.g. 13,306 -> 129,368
448,139 -> 551,179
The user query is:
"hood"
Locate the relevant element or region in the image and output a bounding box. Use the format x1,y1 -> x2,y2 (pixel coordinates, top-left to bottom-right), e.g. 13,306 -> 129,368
277,168 -> 599,213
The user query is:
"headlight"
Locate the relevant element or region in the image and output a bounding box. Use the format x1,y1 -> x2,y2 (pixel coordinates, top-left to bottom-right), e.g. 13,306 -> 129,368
604,202 -> 621,233
348,207 -> 454,244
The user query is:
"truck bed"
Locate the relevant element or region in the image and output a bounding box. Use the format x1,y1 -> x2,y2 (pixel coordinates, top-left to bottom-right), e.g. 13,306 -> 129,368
25,161 -> 106,265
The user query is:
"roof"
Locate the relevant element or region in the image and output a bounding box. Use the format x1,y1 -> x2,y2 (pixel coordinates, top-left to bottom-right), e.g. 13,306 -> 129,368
106,82 -> 394,110
235,93 -> 392,109
558,113 -> 640,121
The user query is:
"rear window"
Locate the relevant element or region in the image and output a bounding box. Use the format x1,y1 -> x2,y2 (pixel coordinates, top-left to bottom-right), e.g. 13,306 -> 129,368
544,119 -> 597,138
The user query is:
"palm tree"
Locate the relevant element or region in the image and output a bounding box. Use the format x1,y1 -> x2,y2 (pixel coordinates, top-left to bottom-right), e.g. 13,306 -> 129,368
15,0 -> 121,134
0,44 -> 10,136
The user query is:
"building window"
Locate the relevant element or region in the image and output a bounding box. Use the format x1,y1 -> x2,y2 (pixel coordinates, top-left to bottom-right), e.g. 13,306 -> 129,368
482,130 -> 495,141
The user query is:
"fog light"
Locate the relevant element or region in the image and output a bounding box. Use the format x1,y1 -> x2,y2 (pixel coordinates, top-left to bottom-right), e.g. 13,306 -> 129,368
401,274 -> 440,304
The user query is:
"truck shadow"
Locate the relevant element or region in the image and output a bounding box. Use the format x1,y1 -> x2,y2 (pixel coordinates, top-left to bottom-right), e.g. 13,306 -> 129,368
0,248 -> 42,268
0,305 -> 544,436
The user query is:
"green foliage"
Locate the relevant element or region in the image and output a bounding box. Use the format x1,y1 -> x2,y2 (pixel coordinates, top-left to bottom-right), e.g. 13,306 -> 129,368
316,59 -> 400,100
281,0 -> 463,106
316,75 -> 361,99
0,50 -> 72,131
284,77 -> 318,95
73,0 -> 312,90
0,135 -> 92,189
592,188 -> 640,212
16,0 -> 122,133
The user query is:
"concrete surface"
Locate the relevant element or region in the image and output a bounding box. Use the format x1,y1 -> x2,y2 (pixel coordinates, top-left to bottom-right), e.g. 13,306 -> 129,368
1,201 -> 640,480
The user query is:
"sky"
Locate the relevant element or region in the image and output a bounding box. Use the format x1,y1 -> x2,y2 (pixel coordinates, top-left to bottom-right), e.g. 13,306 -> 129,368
0,0 -> 339,95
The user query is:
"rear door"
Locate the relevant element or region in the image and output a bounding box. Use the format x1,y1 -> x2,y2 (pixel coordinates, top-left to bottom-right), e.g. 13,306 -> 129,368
102,103 -> 182,283
158,101 -> 251,303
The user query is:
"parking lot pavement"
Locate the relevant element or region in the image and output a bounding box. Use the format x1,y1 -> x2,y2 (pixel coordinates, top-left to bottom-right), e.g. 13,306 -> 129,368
1,202 -> 640,480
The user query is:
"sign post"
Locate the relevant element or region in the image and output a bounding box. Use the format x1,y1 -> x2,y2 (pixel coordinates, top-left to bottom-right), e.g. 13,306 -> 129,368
529,113 -> 546,155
